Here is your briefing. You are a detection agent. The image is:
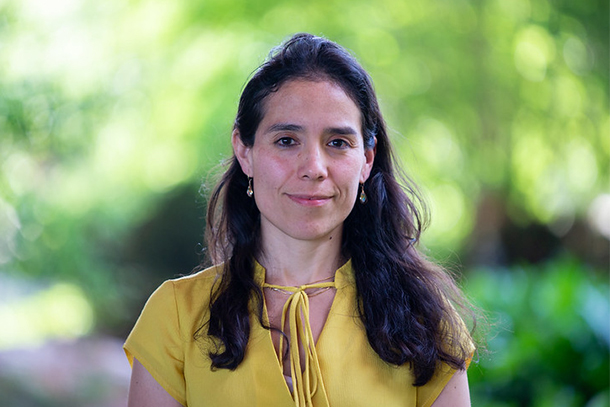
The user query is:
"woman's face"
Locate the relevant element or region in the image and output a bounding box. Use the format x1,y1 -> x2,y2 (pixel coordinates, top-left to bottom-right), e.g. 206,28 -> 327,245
233,79 -> 375,245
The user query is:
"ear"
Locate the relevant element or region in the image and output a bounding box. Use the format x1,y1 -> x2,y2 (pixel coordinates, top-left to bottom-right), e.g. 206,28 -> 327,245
360,137 -> 377,183
232,129 -> 253,177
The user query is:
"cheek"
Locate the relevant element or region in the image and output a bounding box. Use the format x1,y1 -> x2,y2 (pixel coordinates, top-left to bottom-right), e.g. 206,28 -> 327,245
252,155 -> 292,187
343,159 -> 368,184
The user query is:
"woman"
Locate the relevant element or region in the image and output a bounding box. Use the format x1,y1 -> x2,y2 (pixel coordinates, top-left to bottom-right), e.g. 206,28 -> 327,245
125,33 -> 476,407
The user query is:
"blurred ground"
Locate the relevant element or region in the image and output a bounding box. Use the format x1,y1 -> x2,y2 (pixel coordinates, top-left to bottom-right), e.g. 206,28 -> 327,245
0,336 -> 129,407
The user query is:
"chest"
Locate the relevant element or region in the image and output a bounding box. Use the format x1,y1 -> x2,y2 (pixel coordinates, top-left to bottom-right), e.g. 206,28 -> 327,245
182,286 -> 424,407
264,287 -> 336,376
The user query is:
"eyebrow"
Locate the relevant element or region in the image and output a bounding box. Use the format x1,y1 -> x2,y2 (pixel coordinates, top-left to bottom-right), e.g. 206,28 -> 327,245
328,126 -> 359,136
264,122 -> 359,136
265,123 -> 303,133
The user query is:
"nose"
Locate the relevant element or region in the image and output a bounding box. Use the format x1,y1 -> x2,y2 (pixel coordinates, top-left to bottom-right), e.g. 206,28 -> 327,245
298,144 -> 328,180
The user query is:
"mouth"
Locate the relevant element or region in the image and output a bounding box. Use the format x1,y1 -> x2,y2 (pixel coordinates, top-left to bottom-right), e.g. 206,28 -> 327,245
287,194 -> 332,206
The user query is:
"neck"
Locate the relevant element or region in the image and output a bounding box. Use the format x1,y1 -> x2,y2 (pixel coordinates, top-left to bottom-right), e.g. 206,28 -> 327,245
258,229 -> 344,287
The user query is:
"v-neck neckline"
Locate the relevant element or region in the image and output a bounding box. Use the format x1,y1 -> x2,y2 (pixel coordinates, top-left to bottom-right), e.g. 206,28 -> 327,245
252,260 -> 353,404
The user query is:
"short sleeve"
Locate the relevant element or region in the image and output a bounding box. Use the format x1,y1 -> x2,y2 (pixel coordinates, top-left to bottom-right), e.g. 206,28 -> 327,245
416,363 -> 457,407
124,280 -> 186,406
416,314 -> 475,407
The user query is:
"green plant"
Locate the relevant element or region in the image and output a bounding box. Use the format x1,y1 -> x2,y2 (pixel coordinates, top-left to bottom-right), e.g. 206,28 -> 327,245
467,257 -> 609,407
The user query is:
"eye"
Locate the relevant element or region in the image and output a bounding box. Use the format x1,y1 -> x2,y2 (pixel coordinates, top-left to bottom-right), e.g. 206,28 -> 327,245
276,136 -> 296,146
328,138 -> 349,148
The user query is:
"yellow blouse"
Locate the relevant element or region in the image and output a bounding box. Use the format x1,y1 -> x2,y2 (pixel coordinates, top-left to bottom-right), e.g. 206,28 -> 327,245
124,260 -> 468,407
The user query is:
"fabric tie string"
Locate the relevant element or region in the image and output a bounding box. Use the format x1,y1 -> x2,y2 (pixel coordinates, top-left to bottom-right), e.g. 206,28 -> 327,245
263,281 -> 335,407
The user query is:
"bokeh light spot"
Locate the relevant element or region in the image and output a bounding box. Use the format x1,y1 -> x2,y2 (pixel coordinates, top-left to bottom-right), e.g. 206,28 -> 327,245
0,282 -> 94,350
514,25 -> 555,82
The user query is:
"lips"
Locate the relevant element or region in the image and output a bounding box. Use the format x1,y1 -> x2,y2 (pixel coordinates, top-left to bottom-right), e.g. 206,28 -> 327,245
287,194 -> 332,206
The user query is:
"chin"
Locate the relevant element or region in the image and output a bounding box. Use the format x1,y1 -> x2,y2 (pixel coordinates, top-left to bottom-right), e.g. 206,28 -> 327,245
286,225 -> 343,242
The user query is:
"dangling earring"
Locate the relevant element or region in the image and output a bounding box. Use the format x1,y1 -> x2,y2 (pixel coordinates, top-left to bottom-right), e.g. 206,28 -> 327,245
246,177 -> 254,198
359,183 -> 367,204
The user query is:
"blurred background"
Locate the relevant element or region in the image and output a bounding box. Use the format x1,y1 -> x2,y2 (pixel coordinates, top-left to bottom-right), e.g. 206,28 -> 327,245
0,0 -> 608,405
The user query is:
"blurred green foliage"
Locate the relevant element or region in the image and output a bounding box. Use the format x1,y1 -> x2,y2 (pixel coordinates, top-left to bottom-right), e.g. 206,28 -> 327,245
0,0 -> 608,405
467,257 -> 609,406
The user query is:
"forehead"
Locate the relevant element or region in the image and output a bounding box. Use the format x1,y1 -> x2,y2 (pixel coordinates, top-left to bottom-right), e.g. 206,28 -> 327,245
258,79 -> 362,128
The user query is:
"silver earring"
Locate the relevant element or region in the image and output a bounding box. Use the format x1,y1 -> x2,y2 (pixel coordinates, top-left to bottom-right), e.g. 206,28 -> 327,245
359,183 -> 367,204
246,177 -> 254,198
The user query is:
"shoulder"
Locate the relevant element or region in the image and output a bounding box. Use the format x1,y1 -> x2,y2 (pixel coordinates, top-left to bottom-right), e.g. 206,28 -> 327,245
156,264 -> 224,311
168,264 -> 223,292
124,266 -> 225,406
136,264 -> 224,324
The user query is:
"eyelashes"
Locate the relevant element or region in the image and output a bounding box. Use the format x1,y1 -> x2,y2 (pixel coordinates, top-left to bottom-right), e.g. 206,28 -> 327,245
328,139 -> 350,148
276,136 -> 296,146
274,136 -> 353,149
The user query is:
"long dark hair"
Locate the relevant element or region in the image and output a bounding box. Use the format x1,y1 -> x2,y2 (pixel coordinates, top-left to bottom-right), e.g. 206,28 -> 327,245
201,33 -> 475,386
